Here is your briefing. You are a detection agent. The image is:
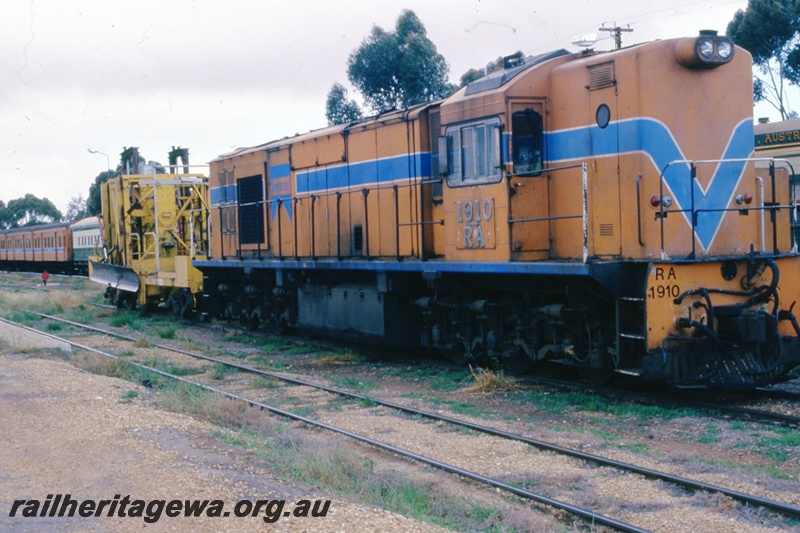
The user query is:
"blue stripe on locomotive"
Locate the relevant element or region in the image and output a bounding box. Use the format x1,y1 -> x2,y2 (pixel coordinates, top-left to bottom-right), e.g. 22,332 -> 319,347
211,153 -> 431,214
545,118 -> 754,251
295,152 -> 432,194
269,163 -> 292,221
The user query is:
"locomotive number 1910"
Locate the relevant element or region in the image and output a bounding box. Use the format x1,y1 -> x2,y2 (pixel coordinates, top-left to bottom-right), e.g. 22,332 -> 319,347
456,198 -> 495,249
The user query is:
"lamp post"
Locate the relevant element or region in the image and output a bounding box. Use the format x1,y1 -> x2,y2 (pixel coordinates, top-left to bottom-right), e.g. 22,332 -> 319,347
87,148 -> 111,179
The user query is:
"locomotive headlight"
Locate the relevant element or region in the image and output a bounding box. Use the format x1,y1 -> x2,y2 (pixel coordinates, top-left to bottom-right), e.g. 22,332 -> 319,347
717,40 -> 733,59
675,32 -> 735,68
698,39 -> 715,59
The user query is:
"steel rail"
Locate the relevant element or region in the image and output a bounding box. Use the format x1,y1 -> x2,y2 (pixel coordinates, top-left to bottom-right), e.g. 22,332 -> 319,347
3,315 -> 648,533
24,310 -> 800,520
522,374 -> 800,428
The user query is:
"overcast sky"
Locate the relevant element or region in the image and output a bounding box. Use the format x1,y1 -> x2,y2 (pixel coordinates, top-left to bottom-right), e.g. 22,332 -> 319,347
2,0 -> 768,215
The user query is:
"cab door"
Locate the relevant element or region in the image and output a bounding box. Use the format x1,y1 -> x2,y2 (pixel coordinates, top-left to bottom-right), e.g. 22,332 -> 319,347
508,100 -> 550,260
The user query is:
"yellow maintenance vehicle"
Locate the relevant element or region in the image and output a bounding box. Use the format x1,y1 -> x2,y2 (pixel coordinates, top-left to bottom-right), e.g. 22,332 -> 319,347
89,147 -> 210,317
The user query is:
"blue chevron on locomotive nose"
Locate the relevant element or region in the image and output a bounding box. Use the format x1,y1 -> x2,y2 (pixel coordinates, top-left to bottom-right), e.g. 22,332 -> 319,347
546,117 -> 754,252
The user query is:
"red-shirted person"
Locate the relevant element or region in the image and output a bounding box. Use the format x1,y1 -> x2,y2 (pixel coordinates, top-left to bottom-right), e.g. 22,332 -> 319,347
42,271 -> 49,286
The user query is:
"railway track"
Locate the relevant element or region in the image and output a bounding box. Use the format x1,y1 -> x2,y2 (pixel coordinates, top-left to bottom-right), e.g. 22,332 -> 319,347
519,375 -> 800,428
5,314 -> 645,533
16,310 -> 800,530
193,312 -> 800,429
0,282 -> 49,293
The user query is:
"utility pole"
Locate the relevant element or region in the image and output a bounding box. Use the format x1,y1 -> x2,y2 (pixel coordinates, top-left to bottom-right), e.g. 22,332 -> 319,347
599,24 -> 633,50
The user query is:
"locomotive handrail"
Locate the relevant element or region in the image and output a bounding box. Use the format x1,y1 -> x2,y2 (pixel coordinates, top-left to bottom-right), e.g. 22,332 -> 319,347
506,161 -> 586,179
189,208 -> 210,259
507,162 -> 589,262
657,157 -> 797,258
129,233 -> 142,260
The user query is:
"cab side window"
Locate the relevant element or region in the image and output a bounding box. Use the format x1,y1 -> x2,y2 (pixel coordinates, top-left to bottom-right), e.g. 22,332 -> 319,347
512,109 -> 543,174
442,117 -> 501,187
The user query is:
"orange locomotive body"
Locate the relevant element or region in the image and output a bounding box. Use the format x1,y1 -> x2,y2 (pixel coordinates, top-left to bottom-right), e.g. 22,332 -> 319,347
196,33 -> 800,389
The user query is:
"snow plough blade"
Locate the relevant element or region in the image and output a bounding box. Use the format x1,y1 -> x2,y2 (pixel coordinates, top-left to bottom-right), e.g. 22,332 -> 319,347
88,260 -> 140,293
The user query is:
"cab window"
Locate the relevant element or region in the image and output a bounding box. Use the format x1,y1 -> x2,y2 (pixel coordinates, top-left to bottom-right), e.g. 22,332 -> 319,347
442,117 -> 501,187
512,109 -> 543,174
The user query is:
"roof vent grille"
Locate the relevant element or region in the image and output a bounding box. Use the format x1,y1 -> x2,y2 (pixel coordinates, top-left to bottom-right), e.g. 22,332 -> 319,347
587,62 -> 615,90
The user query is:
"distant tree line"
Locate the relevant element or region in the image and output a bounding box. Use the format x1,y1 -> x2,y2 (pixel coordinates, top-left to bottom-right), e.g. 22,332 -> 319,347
727,0 -> 800,120
0,194 -> 62,230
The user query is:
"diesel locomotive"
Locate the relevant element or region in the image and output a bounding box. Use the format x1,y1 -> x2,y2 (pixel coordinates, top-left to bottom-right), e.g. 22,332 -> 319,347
147,32 -> 800,389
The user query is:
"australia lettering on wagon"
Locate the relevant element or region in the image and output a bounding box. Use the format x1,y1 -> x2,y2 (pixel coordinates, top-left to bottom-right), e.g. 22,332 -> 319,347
755,129 -> 800,146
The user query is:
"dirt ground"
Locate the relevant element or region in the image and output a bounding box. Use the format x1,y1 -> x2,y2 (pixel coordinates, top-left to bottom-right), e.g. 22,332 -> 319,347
0,352 -> 446,532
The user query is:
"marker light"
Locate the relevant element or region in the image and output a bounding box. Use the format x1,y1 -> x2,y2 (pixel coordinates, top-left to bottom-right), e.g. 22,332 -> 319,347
650,195 -> 673,208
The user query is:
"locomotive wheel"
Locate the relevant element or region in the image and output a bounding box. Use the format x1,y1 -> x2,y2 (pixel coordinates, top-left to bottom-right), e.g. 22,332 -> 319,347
170,291 -> 193,319
501,349 -> 531,375
240,311 -> 259,331
114,290 -> 136,311
442,340 -> 472,365
121,292 -> 137,311
267,317 -> 286,335
105,287 -> 119,306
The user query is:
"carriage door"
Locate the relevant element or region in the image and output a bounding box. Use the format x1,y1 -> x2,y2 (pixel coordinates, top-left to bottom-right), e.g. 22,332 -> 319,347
508,101 -> 550,260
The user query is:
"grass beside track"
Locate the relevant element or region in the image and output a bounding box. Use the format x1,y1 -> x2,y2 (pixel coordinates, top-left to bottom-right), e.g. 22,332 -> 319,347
2,272 -> 800,531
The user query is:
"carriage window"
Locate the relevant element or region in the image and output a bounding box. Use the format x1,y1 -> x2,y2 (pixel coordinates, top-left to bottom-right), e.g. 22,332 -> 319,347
512,109 -> 543,174
443,117 -> 502,187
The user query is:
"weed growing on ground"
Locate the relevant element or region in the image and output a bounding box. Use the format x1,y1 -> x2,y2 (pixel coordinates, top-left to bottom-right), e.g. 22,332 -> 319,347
208,363 -> 241,380
332,375 -> 377,393
120,390 -> 139,403
753,427 -> 800,463
250,375 -> 281,389
377,364 -> 469,392
311,349 -> 363,365
137,357 -> 206,377
157,326 -> 177,339
461,366 -> 520,393
108,313 -> 147,330
695,423 -> 722,445
215,426 -> 555,532
520,390 -> 697,420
